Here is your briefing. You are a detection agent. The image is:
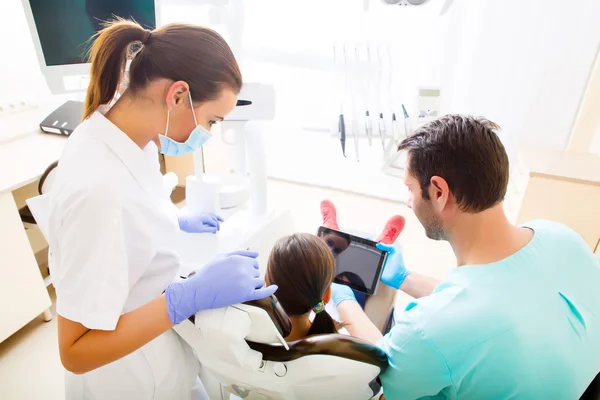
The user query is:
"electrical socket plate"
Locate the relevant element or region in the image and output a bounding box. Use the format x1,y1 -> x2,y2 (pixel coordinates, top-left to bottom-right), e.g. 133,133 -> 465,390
0,99 -> 38,114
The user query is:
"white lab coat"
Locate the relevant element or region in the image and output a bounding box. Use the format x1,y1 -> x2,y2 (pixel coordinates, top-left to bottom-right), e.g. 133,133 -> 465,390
47,110 -> 206,400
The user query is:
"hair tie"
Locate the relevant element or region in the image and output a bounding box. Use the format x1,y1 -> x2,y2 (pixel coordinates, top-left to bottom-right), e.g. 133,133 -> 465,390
141,29 -> 152,45
312,300 -> 326,314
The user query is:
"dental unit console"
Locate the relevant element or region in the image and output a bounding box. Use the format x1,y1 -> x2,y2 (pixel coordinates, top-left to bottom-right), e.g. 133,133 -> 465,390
186,82 -> 275,214
173,295 -> 388,399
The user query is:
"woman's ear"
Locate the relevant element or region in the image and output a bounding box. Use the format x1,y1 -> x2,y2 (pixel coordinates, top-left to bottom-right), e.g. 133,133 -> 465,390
165,80 -> 189,109
323,287 -> 332,304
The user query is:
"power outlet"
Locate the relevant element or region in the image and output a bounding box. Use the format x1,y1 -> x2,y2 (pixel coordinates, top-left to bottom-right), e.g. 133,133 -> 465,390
0,99 -> 37,114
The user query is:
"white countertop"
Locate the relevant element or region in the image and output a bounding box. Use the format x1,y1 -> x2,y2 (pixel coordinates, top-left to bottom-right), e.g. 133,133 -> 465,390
0,99 -> 69,193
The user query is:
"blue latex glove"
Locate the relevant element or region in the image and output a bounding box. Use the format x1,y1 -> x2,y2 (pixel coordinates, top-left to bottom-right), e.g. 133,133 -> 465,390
376,243 -> 411,290
331,282 -> 357,306
164,250 -> 278,324
179,212 -> 224,234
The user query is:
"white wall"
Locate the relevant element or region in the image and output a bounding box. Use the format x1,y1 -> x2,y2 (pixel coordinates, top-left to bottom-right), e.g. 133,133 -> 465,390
439,0 -> 600,153
369,0 -> 600,155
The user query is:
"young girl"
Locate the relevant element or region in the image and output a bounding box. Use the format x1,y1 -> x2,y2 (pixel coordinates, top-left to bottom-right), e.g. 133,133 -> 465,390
264,202 -> 406,342
265,233 -> 342,341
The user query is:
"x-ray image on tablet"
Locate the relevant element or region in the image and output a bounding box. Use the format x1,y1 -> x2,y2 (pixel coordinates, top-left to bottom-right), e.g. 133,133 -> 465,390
317,226 -> 387,295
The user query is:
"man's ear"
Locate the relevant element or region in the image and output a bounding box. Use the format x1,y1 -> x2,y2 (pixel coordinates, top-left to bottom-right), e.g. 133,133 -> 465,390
323,287 -> 332,304
429,176 -> 450,212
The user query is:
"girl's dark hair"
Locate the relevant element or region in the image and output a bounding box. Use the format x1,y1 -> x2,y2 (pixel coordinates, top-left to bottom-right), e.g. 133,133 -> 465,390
83,18 -> 242,119
266,233 -> 341,337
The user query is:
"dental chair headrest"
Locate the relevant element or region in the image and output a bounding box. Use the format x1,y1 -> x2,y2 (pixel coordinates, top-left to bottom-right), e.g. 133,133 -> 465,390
189,295 -> 387,371
244,297 -> 293,338
242,296 -> 388,372
188,295 -> 293,339
248,334 -> 388,372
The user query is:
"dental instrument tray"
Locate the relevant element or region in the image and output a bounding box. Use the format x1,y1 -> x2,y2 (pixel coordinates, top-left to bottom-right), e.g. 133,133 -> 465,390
317,226 -> 387,295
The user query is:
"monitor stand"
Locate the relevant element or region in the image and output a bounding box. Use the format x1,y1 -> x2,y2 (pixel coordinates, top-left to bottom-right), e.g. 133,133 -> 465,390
43,72 -> 90,97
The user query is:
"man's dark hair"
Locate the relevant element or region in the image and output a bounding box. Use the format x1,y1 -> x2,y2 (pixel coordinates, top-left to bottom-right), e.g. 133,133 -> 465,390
398,114 -> 509,213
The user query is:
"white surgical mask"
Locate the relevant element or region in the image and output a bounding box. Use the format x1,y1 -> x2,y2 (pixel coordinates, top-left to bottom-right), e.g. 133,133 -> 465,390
158,91 -> 213,156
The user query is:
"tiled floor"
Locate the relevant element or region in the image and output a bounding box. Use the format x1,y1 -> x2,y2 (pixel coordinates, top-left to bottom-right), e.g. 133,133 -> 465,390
0,179 -> 455,400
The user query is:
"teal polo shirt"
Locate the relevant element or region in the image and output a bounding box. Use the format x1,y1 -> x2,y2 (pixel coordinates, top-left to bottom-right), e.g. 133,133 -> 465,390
378,220 -> 600,399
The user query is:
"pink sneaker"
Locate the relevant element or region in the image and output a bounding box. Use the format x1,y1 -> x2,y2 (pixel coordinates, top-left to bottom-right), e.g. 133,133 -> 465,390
320,200 -> 340,230
375,215 -> 406,244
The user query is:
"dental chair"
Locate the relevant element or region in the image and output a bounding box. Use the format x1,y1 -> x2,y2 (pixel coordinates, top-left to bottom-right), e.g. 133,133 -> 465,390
20,160 -> 58,226
174,297 -> 388,400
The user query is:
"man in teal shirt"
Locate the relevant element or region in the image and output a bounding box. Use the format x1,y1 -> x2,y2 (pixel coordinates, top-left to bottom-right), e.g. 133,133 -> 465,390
333,115 -> 600,399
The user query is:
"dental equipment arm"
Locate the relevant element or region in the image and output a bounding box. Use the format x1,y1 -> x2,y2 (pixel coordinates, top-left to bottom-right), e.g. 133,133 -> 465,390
57,251 -> 276,375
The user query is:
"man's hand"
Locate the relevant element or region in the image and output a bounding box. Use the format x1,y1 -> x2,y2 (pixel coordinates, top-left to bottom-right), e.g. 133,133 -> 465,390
377,243 -> 440,298
376,243 -> 411,289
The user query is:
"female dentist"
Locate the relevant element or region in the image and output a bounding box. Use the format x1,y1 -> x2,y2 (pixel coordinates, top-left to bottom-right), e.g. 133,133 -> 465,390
46,19 -> 277,400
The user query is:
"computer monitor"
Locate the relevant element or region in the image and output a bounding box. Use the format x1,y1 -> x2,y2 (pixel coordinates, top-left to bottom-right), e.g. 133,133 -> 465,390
21,0 -> 160,95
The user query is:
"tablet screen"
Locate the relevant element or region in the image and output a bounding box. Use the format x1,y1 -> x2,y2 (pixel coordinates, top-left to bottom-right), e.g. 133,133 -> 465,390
317,226 -> 387,295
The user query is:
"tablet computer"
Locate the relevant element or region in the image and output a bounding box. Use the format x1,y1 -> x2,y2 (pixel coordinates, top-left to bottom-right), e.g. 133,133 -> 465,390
317,226 -> 387,295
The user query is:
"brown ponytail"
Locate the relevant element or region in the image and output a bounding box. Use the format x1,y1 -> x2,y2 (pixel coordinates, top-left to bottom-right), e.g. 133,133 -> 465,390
83,18 -> 242,120
307,307 -> 340,336
266,233 -> 343,337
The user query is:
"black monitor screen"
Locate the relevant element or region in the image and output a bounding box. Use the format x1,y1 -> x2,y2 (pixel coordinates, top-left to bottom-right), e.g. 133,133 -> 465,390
29,0 -> 156,66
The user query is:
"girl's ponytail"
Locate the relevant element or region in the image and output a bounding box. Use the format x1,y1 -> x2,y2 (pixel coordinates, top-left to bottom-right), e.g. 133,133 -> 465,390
307,308 -> 342,336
